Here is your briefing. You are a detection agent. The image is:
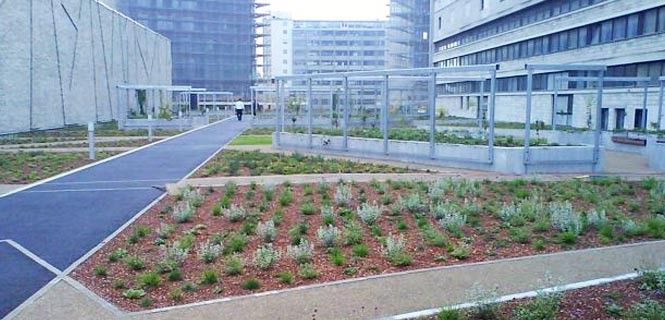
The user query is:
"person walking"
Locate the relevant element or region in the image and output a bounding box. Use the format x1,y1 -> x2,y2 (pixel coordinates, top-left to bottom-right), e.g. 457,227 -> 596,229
234,98 -> 245,121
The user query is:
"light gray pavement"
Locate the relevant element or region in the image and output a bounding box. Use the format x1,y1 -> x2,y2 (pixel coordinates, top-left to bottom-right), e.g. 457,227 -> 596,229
604,150 -> 656,175
12,241 -> 665,320
0,185 -> 25,196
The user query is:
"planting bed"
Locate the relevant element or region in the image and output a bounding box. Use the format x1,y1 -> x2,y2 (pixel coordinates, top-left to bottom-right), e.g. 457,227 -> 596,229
12,139 -> 159,149
73,177 -> 665,311
194,150 -> 412,177
427,270 -> 665,320
0,151 -> 117,184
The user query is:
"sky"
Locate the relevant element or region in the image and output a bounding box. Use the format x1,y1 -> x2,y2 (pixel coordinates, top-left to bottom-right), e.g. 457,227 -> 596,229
269,0 -> 389,21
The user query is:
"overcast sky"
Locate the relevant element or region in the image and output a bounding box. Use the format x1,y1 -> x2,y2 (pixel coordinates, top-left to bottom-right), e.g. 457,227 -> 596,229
269,0 -> 389,21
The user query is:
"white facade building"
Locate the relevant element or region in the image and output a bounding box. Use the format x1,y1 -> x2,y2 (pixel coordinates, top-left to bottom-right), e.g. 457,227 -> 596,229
432,0 -> 665,131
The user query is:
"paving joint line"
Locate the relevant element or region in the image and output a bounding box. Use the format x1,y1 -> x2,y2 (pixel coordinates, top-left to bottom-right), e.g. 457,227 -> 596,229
24,187 -> 158,193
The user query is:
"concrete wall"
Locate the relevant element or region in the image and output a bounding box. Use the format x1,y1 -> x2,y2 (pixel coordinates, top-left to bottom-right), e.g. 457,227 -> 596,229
275,132 -> 602,174
0,0 -> 172,134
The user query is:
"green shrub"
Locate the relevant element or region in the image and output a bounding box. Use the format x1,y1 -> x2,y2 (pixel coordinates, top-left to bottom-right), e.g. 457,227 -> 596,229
137,272 -> 161,288
124,255 -> 145,271
288,221 -> 309,245
317,225 -> 341,248
224,232 -> 249,254
224,182 -> 237,197
437,308 -> 465,320
201,268 -> 219,284
512,293 -> 561,320
300,202 -> 317,215
140,297 -> 153,307
167,269 -> 182,282
224,205 -> 247,222
451,244 -> 470,260
93,265 -> 108,277
242,278 -> 261,290
638,269 -> 665,292
383,234 -> 412,266
112,279 -> 125,289
122,288 -> 146,299
645,216 -> 665,238
558,231 -> 577,245
108,248 -> 128,262
223,254 -> 245,276
276,271 -> 294,284
357,203 -> 382,225
287,238 -> 314,264
329,248 -> 346,266
299,263 -> 319,279
279,188 -> 294,206
169,288 -> 183,301
509,227 -> 531,244
352,244 -> 369,257
344,222 -> 364,245
624,299 -> 665,320
533,238 -> 546,251
252,244 -> 280,270
182,282 -> 198,292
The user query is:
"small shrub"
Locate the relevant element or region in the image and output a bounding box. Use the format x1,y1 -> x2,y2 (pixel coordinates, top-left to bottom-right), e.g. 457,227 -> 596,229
93,265 -> 108,277
201,268 -> 219,284
586,209 -> 608,228
624,299 -> 665,319
139,297 -> 153,307
257,220 -> 277,243
383,234 -> 412,266
402,193 -> 426,213
533,238 -> 546,251
509,227 -> 531,244
169,288 -> 183,301
300,202 -> 317,215
316,225 -> 341,248
321,206 -> 335,225
287,238 -> 314,264
276,271 -> 294,284
181,282 -> 198,292
329,248 -> 346,266
352,243 -> 369,257
431,202 -> 459,220
224,254 -> 245,276
622,219 -> 647,237
225,232 -> 249,254
279,188 -> 294,206
646,216 -> 665,238
437,308 -> 465,320
499,202 -> 521,222
299,263 -> 319,279
558,231 -> 578,245
108,248 -> 128,262
549,201 -> 583,235
438,209 -> 467,236
112,279 -> 125,289
124,255 -> 145,271
122,288 -> 146,300
167,269 -> 182,281
252,244 -> 280,270
242,278 -> 261,290
183,187 -> 204,207
511,292 -> 561,320
344,222 -> 364,245
197,241 -> 223,263
224,182 -> 237,197
357,203 -> 382,225
450,244 -> 470,260
263,183 -> 275,201
172,201 -> 194,223
224,205 -> 247,222
638,269 -> 665,292
334,184 -> 353,207
137,272 -> 161,288
288,222 -> 309,245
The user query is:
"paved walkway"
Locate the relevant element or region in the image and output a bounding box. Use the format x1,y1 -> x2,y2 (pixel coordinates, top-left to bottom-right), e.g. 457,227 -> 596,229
0,185 -> 25,196
0,118 -> 248,318
11,241 -> 665,320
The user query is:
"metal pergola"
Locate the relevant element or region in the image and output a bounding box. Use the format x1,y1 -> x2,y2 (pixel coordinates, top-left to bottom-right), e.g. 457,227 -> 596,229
274,65 -> 499,163
553,76 -> 652,131
192,91 -> 234,113
659,76 -> 665,130
525,64 -> 607,173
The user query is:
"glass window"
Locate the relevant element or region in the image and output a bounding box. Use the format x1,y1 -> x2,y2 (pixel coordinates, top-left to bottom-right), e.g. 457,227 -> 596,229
659,7 -> 665,32
601,20 -> 613,43
534,38 -> 543,55
590,23 -> 601,44
550,33 -> 560,52
559,31 -> 568,49
568,29 -> 578,49
627,14 -> 639,37
644,9 -> 657,34
542,36 -> 550,53
613,16 -> 627,40
578,26 -> 589,47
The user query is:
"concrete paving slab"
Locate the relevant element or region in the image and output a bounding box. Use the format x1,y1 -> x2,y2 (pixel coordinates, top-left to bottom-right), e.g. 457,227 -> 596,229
12,281 -> 116,320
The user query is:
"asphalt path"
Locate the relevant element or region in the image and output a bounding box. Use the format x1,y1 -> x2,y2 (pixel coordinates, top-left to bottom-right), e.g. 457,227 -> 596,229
0,118 -> 248,318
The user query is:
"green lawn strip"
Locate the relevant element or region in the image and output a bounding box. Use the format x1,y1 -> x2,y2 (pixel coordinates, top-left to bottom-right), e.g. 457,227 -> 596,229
230,135 -> 273,146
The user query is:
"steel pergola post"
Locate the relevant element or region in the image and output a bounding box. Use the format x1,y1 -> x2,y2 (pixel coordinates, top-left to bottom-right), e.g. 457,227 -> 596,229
275,79 -> 282,146
659,78 -> 665,130
479,79 -> 485,130
641,81 -> 649,132
593,70 -> 605,168
382,75 -> 389,155
343,76 -> 350,151
524,67 -> 534,173
553,78 -> 559,131
429,71 -> 437,159
488,67 -> 497,164
307,78 -> 313,149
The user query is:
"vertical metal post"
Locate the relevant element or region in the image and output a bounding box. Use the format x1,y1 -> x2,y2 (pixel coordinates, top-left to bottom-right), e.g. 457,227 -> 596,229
330,81 -> 334,127
148,114 -> 154,142
552,78 -> 559,131
488,68 -> 497,163
383,75 -> 390,155
428,72 -> 437,159
343,76 -> 349,151
593,70 -> 605,168
307,78 -> 313,149
275,79 -> 282,146
87,122 -> 95,160
478,80 -> 485,129
523,67 -> 534,173
658,79 -> 664,130
641,81 -> 648,132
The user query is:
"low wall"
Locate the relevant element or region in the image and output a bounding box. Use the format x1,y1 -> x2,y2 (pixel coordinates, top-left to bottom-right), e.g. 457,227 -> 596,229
275,132 -> 602,174
122,116 -> 209,130
649,142 -> 665,171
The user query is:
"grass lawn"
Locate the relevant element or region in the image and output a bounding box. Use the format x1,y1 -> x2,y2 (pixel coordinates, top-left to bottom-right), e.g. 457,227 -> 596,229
230,135 -> 272,146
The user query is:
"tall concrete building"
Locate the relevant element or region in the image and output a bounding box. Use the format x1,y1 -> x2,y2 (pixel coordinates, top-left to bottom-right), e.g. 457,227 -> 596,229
432,0 -> 665,130
387,0 -> 431,69
116,0 -> 260,98
0,0 -> 172,134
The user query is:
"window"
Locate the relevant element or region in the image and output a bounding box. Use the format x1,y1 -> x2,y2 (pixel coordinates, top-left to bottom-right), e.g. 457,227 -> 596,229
615,108 -> 626,130
659,7 -> 665,32
480,0 -> 485,10
634,109 -> 647,129
601,20 -> 613,43
613,16 -> 627,40
438,17 -> 442,30
627,14 -> 639,37
644,9 -> 657,34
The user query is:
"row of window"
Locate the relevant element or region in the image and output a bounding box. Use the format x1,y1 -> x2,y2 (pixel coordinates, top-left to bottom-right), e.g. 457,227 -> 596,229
441,60 -> 665,94
435,0 -> 607,51
441,6 -> 665,67
293,40 -> 386,47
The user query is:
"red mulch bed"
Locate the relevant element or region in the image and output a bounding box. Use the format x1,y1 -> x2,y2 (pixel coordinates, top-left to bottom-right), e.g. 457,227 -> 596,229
72,180 -> 661,311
